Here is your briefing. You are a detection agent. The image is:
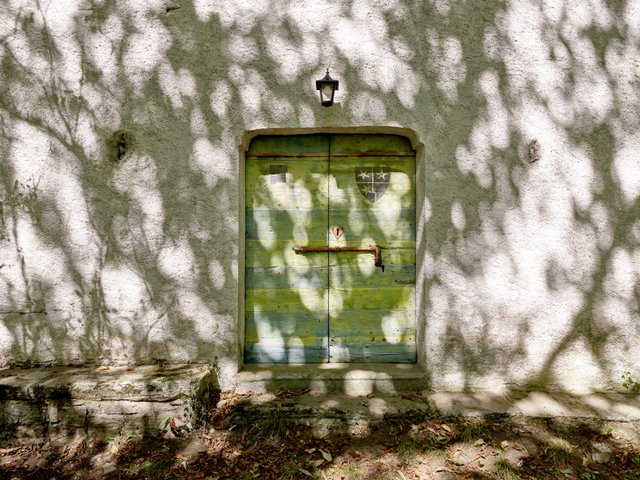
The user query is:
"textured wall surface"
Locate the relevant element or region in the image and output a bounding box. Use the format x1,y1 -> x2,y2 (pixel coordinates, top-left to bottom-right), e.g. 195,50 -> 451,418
1,0 -> 640,392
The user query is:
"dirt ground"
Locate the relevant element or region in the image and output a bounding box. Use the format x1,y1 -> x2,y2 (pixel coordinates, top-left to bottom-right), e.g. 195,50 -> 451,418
2,393 -> 640,479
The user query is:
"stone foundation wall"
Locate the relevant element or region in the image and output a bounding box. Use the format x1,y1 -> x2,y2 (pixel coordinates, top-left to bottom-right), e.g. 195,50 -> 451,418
0,365 -> 216,442
1,1 -> 640,394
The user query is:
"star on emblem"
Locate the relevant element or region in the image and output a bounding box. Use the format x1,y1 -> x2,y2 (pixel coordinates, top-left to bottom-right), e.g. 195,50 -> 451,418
362,184 -> 373,194
358,169 -> 370,180
376,170 -> 388,180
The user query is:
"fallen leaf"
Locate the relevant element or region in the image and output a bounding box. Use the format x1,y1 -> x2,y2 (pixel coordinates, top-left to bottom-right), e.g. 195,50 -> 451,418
474,439 -> 485,446
501,440 -> 509,450
311,459 -> 324,467
320,449 -> 332,462
441,424 -> 452,432
299,468 -> 313,477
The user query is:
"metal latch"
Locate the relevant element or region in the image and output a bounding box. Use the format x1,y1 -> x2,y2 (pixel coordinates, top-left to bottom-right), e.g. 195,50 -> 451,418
293,245 -> 384,272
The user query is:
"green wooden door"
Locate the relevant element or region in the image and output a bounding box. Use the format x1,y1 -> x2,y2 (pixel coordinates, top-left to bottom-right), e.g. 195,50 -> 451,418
244,134 -> 415,364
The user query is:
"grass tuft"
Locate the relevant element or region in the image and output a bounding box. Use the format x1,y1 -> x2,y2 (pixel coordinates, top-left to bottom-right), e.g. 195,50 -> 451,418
494,459 -> 520,480
544,436 -> 575,460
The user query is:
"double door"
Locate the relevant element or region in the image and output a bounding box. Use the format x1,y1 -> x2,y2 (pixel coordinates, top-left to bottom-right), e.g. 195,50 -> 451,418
244,134 -> 416,363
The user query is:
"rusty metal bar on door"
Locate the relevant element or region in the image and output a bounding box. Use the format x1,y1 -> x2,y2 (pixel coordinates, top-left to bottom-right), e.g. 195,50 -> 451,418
293,245 -> 384,272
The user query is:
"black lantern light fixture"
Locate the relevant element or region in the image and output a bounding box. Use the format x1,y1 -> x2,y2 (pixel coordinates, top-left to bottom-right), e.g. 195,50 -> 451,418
316,69 -> 339,107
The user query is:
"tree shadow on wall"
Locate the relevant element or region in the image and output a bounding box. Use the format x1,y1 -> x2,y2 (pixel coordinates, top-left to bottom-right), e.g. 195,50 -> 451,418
0,0 -> 638,430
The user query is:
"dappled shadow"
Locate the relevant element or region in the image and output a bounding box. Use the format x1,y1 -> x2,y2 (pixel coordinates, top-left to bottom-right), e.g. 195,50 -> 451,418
2,399 -> 640,479
0,0 -> 639,432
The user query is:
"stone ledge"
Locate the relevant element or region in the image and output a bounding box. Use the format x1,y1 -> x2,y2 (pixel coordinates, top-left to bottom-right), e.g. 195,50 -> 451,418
0,364 -> 216,442
233,389 -> 640,423
438,390 -> 640,421
0,364 -> 213,401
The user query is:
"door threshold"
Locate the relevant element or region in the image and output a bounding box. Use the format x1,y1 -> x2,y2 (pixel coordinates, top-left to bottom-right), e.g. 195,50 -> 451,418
236,363 -> 428,396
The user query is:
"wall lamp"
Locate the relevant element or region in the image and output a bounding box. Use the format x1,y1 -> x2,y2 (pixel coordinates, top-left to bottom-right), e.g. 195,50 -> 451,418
316,69 -> 339,107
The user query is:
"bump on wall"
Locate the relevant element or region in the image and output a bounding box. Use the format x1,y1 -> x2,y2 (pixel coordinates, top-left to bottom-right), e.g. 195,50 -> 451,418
528,139 -> 541,163
110,131 -> 134,162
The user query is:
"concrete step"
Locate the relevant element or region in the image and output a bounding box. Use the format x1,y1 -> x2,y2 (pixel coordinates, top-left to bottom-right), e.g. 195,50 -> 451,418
235,363 -> 428,396
231,391 -> 431,421
0,364 -> 212,402
230,388 -> 640,423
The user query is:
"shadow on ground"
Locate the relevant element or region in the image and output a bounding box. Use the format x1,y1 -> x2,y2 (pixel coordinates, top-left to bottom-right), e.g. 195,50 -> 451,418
2,390 -> 640,480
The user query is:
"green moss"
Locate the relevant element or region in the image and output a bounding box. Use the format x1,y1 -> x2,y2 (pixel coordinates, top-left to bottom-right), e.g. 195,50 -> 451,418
120,384 -> 141,395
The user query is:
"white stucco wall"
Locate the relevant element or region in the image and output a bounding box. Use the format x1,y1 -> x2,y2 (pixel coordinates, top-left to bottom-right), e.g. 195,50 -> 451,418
1,0 -> 640,392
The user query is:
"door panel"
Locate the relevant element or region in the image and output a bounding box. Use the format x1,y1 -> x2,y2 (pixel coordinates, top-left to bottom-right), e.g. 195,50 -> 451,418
244,151 -> 329,363
328,154 -> 416,363
244,134 -> 416,364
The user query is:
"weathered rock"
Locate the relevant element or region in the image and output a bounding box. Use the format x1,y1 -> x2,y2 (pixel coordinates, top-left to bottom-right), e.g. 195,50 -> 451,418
592,442 -> 612,463
0,364 -> 216,442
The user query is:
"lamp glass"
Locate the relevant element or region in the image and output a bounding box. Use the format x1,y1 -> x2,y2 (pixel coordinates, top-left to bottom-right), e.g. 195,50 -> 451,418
321,84 -> 334,101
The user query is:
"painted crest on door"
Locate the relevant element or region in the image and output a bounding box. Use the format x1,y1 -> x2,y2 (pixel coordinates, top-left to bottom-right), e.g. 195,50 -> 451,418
355,167 -> 391,203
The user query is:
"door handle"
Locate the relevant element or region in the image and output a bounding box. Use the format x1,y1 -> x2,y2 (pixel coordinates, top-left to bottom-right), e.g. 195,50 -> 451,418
293,245 -> 384,272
